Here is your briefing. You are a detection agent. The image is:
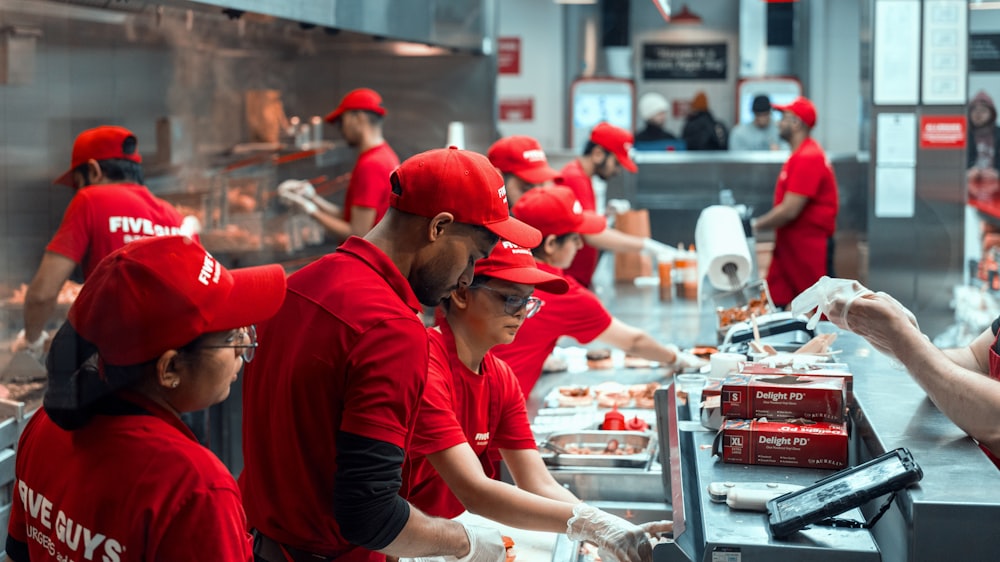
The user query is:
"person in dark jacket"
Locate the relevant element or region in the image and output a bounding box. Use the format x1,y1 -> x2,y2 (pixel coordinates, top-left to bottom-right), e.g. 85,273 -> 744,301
681,91 -> 728,151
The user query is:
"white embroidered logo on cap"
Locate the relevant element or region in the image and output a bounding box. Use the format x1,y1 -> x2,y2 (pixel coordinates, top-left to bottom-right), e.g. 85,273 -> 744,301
572,200 -> 584,215
521,149 -> 547,163
198,253 -> 222,286
497,185 -> 508,206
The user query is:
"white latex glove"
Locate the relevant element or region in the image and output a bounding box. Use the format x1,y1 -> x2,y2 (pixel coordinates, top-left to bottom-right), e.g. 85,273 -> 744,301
641,238 -> 677,262
639,520 -> 673,537
664,343 -> 707,372
396,525 -> 505,562
179,215 -> 202,237
11,329 -> 49,361
607,199 -> 632,215
277,179 -> 316,199
567,503 -> 652,562
280,191 -> 318,216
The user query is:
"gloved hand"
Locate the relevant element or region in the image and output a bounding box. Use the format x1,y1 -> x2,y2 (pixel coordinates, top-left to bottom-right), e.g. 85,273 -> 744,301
277,179 -> 316,199
567,503 -> 653,562
607,199 -> 632,215
453,525 -> 506,562
639,520 -> 673,537
790,276 -> 921,359
11,329 -> 50,361
641,238 -> 677,262
663,344 -> 708,372
279,191 -> 318,216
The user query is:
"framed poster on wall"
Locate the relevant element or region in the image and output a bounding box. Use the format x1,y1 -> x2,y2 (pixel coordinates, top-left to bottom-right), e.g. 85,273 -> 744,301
641,43 -> 728,81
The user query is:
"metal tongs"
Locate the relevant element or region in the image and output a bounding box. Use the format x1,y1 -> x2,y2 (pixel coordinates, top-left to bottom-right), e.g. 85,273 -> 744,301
539,440 -> 571,456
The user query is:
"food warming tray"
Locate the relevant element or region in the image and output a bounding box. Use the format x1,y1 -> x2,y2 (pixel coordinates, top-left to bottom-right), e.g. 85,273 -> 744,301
539,430 -> 656,469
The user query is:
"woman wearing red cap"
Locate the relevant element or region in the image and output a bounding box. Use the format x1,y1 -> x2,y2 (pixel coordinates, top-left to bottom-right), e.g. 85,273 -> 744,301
6,236 -> 287,562
401,241 -> 670,562
492,186 -> 705,395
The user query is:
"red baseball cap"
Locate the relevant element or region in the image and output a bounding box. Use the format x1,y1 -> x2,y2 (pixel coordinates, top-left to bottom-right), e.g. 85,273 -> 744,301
474,240 -> 569,294
511,185 -> 606,239
324,88 -> 387,123
590,122 -> 637,173
487,136 -> 561,185
773,96 -> 817,128
69,236 -> 287,366
390,147 -> 541,249
55,125 -> 142,187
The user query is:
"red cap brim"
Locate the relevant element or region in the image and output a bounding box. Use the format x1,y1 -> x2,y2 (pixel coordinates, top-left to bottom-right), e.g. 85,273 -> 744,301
515,165 -> 561,185
206,264 -> 287,332
578,212 -> 607,235
54,168 -> 75,187
324,107 -> 345,123
615,152 -> 638,173
483,216 -> 542,249
486,266 -> 569,294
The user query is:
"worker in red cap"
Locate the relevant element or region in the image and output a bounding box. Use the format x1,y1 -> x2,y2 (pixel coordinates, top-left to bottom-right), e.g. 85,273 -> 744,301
487,135 -> 561,207
11,126 -> 195,361
557,122 -> 674,288
7,235 -> 287,561
280,88 -> 400,242
748,96 -> 840,308
240,147 -> 541,562
491,186 -> 704,395
400,240 -> 672,562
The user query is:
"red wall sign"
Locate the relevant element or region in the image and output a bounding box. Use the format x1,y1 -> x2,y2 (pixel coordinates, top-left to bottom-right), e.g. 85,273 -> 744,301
498,37 -> 521,75
499,98 -> 534,122
919,115 -> 967,149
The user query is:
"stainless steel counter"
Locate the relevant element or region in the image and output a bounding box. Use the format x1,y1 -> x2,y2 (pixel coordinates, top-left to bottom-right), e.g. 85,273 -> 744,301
530,279 -> 1000,561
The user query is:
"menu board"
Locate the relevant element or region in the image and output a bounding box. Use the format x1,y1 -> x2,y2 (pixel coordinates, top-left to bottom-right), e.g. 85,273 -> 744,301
641,43 -> 728,81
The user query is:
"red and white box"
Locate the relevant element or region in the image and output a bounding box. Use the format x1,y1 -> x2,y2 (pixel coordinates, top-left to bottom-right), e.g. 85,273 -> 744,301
715,419 -> 848,469
722,373 -> 846,423
740,362 -> 854,400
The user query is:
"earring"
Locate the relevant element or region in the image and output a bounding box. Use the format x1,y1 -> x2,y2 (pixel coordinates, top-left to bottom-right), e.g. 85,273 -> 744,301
171,381 -> 179,388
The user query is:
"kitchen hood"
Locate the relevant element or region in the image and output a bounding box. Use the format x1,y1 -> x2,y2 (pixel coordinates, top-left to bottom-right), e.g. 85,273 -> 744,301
39,0 -> 493,51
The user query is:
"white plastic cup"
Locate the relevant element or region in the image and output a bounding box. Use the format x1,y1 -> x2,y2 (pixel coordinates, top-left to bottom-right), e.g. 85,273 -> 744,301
710,352 -> 745,380
675,373 -> 707,405
446,121 -> 466,150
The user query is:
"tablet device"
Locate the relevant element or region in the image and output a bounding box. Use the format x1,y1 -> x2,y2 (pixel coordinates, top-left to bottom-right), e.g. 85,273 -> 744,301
766,448 -> 922,538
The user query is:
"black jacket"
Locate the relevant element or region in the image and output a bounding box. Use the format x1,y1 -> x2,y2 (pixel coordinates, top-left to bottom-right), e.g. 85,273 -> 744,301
682,111 -> 728,151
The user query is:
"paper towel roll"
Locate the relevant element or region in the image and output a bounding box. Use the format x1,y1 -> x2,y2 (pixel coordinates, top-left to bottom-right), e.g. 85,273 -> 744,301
695,205 -> 753,291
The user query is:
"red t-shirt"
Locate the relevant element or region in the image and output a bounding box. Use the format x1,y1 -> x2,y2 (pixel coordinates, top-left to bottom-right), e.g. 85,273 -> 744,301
344,143 -> 400,224
492,261 -> 613,394
766,137 -> 840,306
46,183 -> 187,278
7,394 -> 252,562
557,160 -> 601,287
402,322 -> 536,519
239,236 -> 427,561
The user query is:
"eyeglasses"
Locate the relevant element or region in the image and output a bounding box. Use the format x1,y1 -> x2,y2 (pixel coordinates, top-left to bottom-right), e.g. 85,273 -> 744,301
202,325 -> 258,363
473,285 -> 544,318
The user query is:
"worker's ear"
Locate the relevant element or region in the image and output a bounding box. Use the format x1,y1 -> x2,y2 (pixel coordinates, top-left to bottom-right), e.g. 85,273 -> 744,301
541,234 -> 560,255
450,286 -> 472,311
428,212 -> 456,242
85,159 -> 103,184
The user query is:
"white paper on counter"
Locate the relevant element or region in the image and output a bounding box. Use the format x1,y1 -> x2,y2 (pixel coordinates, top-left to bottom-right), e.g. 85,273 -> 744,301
876,114 -> 917,167
874,0 -> 920,105
875,166 -> 916,218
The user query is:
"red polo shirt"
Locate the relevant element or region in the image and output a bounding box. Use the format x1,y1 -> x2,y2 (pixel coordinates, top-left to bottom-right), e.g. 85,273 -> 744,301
402,322 -> 536,519
766,137 -> 839,307
344,142 -> 400,224
46,182 -> 187,278
239,236 -> 427,561
557,160 -> 601,287
492,261 -> 612,394
7,393 -> 252,561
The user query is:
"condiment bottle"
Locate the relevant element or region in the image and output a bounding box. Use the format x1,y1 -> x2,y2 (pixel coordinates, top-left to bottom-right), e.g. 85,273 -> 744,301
658,257 -> 673,302
673,243 -> 687,298
683,244 -> 699,300
602,407 -> 625,431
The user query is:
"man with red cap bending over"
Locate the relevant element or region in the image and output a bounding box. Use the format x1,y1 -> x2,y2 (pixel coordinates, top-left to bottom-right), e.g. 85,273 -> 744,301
279,88 -> 400,241
557,122 -> 673,288
12,125 -> 193,360
240,147 -> 541,562
747,96 -> 839,308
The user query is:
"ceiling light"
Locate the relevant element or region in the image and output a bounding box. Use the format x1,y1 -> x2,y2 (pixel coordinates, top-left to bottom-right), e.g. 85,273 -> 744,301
671,4 -> 703,24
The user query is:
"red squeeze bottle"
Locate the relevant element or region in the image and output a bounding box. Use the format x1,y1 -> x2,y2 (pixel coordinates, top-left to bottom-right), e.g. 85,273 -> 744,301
603,407 -> 626,430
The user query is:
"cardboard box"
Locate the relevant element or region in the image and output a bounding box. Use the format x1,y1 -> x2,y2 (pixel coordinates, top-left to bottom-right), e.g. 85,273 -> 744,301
716,419 -> 849,469
740,362 -> 854,400
722,373 -> 846,423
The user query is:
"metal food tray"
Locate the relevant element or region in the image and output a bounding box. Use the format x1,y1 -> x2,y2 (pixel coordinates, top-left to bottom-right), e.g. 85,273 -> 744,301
539,430 -> 656,469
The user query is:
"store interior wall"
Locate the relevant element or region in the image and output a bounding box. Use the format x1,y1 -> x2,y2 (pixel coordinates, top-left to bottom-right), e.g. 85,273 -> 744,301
0,3 -> 496,295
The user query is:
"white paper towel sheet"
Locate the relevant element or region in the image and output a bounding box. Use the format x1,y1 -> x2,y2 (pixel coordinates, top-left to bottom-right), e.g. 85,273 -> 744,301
694,205 -> 752,291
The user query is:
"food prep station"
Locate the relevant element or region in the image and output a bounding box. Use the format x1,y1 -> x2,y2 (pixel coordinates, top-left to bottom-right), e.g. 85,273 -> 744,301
519,275 -> 1000,562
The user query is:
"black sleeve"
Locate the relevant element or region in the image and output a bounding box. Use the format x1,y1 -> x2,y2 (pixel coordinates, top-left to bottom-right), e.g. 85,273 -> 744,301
6,534 -> 30,561
333,431 -> 412,551
992,316 -> 1000,338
